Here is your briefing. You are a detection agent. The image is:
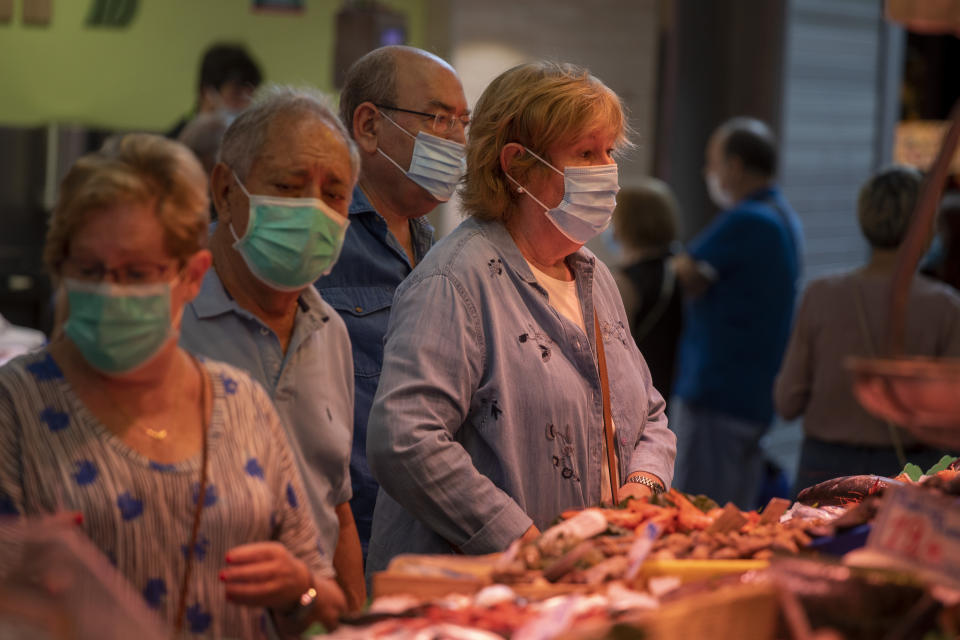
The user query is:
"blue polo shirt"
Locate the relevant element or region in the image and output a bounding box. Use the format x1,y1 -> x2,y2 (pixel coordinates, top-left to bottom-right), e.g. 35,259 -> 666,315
180,267 -> 355,558
314,186 -> 434,555
674,186 -> 803,424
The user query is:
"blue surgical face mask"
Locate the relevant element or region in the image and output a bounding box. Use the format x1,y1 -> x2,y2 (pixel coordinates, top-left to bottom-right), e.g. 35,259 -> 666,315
377,112 -> 467,202
507,146 -> 620,244
230,172 -> 350,291
63,278 -> 178,375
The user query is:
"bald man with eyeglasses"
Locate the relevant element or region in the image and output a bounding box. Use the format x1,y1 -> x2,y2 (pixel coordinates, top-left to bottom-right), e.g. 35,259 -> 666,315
314,46 -> 469,561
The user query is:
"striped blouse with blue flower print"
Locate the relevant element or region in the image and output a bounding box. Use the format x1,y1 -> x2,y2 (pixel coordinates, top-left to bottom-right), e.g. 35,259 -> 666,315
0,350 -> 332,639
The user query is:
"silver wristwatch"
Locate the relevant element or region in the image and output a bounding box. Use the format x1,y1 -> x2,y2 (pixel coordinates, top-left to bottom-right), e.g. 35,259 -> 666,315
626,473 -> 665,495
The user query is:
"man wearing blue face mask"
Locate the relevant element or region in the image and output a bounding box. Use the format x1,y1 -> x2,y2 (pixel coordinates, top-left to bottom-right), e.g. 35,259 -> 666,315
670,117 -> 803,510
179,86 -> 368,612
314,46 -> 469,561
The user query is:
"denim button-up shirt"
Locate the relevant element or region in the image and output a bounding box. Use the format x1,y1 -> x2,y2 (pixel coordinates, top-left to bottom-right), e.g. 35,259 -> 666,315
314,187 -> 434,555
366,217 -> 676,572
180,268 -> 354,557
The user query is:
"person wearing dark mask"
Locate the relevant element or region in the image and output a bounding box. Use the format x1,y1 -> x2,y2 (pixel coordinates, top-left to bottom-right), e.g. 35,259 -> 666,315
314,45 -> 468,562
365,62 -> 675,574
178,86 -> 367,611
0,133 -> 345,637
167,43 -> 262,140
670,117 -> 803,509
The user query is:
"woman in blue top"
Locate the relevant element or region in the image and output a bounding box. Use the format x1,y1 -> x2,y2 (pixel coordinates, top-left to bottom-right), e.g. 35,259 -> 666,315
366,62 -> 676,574
0,134 -> 344,638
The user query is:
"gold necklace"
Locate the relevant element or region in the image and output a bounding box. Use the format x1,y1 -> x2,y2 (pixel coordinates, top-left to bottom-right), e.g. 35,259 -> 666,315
144,427 -> 168,440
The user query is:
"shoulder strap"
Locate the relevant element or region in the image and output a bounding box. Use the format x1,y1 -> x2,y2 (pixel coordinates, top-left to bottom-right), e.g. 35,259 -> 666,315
632,263 -> 676,342
852,285 -> 907,468
593,311 -> 620,505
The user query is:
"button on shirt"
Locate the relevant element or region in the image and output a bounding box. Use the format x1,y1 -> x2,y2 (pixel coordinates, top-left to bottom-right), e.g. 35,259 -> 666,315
314,186 -> 434,554
180,268 -> 354,557
365,217 -> 676,573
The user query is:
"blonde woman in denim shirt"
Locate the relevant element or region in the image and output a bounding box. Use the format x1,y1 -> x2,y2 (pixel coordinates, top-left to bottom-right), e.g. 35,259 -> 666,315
365,62 -> 676,573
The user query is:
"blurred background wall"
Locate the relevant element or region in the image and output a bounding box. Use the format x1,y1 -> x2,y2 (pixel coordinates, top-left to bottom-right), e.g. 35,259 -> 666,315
0,0 -> 427,130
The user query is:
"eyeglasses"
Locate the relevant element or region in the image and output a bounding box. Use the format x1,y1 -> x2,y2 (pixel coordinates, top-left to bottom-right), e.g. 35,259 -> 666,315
374,104 -> 470,135
61,258 -> 180,285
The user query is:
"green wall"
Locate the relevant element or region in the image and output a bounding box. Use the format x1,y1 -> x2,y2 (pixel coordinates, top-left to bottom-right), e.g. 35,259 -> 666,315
0,0 -> 426,131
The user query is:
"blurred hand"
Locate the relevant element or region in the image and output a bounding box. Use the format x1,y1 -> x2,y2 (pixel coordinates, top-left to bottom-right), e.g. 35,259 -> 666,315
618,482 -> 653,503
221,542 -> 313,610
853,374 -> 960,450
309,577 -> 348,630
518,525 -> 540,545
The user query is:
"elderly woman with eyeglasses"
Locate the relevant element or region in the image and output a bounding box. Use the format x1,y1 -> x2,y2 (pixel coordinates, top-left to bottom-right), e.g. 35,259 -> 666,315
0,134 -> 345,638
365,62 -> 676,573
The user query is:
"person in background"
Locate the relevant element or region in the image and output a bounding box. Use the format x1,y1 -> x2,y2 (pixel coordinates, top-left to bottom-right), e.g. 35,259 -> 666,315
776,166 -> 960,492
0,133 -> 345,637
365,61 -> 675,574
611,180 -> 684,403
670,117 -> 803,509
167,43 -> 262,139
177,112 -> 231,179
179,86 -> 366,610
314,45 -> 468,562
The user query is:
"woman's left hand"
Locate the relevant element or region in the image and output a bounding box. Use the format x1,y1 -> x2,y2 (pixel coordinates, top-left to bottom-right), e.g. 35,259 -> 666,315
618,482 -> 653,503
221,542 -> 312,609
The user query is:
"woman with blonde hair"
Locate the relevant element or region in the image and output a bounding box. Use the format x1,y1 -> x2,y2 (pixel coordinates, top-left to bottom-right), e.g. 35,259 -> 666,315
0,133 -> 344,637
365,62 -> 676,572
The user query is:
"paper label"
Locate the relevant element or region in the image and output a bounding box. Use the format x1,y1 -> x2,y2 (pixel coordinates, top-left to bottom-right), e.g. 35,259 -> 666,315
866,485 -> 960,583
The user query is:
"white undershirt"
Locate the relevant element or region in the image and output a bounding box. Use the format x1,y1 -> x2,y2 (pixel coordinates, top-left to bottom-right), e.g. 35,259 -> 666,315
524,258 -> 620,503
524,259 -> 585,331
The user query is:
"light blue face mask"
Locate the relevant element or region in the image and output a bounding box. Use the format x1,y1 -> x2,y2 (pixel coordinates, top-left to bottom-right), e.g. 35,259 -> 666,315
63,278 -> 177,375
230,173 -> 350,291
507,146 -> 620,244
377,111 -> 467,202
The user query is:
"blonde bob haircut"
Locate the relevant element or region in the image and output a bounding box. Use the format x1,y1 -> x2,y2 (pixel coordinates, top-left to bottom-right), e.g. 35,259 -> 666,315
460,61 -> 631,221
44,133 -> 210,278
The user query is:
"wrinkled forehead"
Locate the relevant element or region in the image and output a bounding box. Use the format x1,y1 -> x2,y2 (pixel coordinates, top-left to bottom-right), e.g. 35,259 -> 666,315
252,112 -> 353,176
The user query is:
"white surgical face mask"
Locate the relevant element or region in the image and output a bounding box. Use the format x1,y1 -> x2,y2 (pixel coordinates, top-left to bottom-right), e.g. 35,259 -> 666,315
377,111 -> 467,202
706,172 -> 735,210
507,146 -> 620,244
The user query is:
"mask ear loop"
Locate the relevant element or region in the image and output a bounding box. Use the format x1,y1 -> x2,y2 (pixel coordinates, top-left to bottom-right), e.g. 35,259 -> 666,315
229,171 -> 253,245
376,110 -> 419,177
504,144 -> 564,211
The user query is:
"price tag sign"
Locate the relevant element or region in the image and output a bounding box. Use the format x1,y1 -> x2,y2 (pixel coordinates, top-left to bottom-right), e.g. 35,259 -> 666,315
865,484 -> 960,584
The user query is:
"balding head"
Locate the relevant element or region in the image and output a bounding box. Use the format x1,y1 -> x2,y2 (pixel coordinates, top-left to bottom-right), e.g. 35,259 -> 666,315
714,117 -> 778,178
339,46 -> 459,139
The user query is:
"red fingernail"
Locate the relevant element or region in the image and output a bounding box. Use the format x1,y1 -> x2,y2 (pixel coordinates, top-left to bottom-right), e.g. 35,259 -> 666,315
74,513 -> 84,526
224,554 -> 231,563
218,572 -> 226,582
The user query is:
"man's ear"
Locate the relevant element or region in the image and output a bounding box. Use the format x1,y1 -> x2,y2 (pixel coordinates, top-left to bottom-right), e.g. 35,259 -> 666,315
210,162 -> 235,226
353,102 -> 381,154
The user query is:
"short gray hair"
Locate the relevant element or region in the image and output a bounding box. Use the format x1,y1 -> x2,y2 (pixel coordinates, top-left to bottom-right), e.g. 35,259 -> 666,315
857,165 -> 922,249
338,46 -> 402,136
218,84 -> 360,181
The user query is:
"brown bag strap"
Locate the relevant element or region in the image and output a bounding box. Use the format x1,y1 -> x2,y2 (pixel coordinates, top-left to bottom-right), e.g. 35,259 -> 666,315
593,311 -> 620,506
